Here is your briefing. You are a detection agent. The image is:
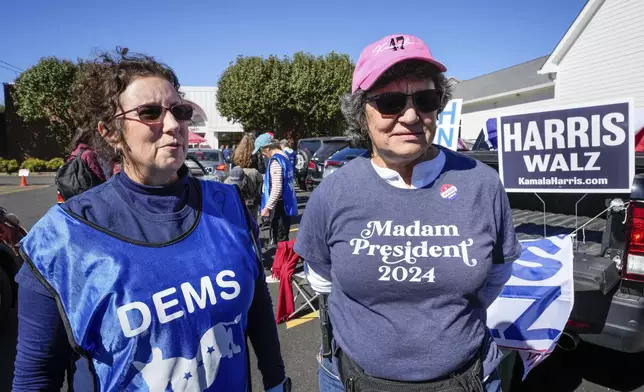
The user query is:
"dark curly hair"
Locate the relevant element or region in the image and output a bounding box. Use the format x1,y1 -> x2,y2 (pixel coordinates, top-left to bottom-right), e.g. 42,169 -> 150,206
73,47 -> 181,164
340,60 -> 452,149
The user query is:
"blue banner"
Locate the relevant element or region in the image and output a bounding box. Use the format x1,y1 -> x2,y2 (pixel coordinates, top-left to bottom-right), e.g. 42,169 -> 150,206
487,235 -> 574,380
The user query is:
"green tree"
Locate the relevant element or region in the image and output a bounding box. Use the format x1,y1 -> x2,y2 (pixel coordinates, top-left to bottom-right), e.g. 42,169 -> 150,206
216,52 -> 354,140
216,55 -> 291,133
289,51 -> 354,138
12,57 -> 81,148
0,103 -> 5,112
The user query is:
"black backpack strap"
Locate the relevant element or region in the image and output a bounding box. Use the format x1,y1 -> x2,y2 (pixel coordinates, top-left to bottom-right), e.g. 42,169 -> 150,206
233,184 -> 263,269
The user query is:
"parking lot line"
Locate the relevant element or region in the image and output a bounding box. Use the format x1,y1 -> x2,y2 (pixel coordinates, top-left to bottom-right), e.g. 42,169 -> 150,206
285,310 -> 319,329
289,227 -> 298,232
0,185 -> 50,195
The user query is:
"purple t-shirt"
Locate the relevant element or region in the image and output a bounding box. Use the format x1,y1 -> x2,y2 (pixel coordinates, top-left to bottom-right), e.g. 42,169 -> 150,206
294,147 -> 522,381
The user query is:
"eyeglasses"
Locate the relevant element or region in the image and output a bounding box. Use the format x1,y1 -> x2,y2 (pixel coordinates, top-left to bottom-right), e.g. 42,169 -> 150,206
365,89 -> 443,116
112,103 -> 194,124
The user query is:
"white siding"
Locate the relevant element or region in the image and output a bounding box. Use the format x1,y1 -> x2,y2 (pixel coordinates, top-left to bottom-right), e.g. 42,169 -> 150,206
556,0 -> 644,109
460,97 -> 557,141
180,86 -> 244,148
461,88 -> 554,115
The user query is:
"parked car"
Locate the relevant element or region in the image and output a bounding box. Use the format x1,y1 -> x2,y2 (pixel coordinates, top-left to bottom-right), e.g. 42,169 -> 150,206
186,148 -> 229,182
322,147 -> 370,179
0,207 -> 27,322
295,138 -> 324,190
305,137 -> 354,191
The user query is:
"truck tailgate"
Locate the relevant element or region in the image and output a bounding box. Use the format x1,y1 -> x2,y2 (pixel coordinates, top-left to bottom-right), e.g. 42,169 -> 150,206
512,208 -> 606,256
512,208 -> 622,333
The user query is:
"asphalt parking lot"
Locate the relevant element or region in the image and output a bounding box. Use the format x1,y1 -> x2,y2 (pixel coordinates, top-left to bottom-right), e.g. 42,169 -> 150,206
2,176 -> 644,391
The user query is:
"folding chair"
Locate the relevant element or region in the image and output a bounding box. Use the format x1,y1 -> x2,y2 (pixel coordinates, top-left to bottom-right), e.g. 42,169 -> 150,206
288,259 -> 320,319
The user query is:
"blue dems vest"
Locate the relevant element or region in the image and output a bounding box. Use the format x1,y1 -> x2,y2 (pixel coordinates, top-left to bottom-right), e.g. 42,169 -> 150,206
20,180 -> 259,392
261,153 -> 298,217
284,150 -> 297,177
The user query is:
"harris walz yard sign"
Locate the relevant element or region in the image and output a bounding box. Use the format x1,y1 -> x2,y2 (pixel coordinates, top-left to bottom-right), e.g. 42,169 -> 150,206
497,99 -> 634,193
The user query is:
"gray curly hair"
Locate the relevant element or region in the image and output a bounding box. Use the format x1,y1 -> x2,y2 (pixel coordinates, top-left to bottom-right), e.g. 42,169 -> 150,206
341,60 -> 452,147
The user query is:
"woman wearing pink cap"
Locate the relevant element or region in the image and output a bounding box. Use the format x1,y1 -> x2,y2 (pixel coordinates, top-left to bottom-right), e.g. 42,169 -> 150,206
294,34 -> 521,392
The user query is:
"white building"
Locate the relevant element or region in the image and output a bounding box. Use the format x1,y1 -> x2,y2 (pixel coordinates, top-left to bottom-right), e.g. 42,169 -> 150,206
454,0 -> 644,142
180,86 -> 244,149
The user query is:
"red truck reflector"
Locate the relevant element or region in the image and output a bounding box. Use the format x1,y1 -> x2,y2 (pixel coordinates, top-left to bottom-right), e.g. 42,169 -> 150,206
325,160 -> 341,168
566,319 -> 591,330
624,202 -> 644,282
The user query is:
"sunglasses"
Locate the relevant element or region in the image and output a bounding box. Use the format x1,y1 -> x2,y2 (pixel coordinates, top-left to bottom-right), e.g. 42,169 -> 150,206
112,103 -> 194,124
366,89 -> 443,116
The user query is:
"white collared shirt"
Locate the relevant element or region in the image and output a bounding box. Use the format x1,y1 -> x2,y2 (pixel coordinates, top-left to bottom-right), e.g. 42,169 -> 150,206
369,150 -> 446,189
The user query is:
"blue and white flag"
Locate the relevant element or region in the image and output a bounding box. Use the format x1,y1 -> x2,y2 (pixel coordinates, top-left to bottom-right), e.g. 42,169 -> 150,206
486,235 -> 574,380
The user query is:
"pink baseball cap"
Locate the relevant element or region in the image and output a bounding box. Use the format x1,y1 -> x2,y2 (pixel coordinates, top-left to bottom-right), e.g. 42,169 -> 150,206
352,34 -> 447,94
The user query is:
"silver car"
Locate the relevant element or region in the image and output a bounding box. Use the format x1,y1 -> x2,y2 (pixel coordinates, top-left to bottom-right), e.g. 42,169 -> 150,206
186,148 -> 229,182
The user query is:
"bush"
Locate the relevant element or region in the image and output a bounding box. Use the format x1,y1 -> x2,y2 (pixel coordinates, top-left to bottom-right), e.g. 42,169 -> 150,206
20,158 -> 48,172
0,158 -> 19,174
6,159 -> 18,173
46,158 -> 65,171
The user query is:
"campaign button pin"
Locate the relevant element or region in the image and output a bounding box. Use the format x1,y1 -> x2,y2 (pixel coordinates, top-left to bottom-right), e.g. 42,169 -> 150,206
440,184 -> 458,200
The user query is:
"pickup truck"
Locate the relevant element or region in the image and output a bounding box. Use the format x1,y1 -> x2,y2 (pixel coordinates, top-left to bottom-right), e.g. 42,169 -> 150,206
464,150 -> 644,353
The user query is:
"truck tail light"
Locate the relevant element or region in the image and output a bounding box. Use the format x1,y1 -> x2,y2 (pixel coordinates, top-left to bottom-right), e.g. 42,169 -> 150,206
624,202 -> 644,282
325,160 -> 341,168
215,164 -> 227,171
308,161 -> 316,170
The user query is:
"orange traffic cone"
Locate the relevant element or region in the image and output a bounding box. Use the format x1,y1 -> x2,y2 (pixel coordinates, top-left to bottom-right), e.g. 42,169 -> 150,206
19,176 -> 28,187
57,192 -> 64,204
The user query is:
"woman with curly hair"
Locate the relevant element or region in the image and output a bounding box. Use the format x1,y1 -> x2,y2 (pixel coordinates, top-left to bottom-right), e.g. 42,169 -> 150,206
227,133 -> 263,217
13,48 -> 290,392
295,34 -> 521,392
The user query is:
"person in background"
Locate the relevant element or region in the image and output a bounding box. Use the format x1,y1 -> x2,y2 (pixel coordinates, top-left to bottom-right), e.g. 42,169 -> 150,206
55,127 -> 108,201
13,48 -> 290,392
67,127 -> 107,182
229,133 -> 264,218
280,139 -> 297,178
223,144 -> 232,162
255,133 -> 298,245
229,144 -> 238,168
294,34 -> 521,392
226,167 -> 251,206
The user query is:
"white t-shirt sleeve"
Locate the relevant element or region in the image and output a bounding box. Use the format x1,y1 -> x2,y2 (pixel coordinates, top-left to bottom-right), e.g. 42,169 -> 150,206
305,263 -> 332,294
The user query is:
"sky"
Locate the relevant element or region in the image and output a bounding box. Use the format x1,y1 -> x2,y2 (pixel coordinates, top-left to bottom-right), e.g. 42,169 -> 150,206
1,0 -> 588,104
